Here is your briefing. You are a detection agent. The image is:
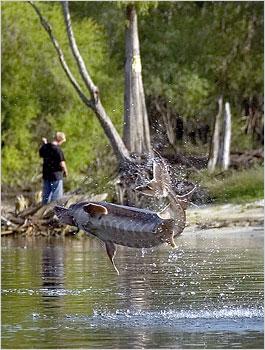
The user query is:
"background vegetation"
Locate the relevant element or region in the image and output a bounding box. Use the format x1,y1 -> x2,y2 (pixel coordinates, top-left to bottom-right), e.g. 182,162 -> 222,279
2,1 -> 263,202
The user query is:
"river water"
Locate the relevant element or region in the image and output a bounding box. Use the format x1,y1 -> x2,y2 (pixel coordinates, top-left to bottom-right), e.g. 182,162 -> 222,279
1,228 -> 264,349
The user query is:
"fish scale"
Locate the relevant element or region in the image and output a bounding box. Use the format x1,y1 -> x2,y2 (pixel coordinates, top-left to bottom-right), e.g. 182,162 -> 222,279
91,211 -> 160,247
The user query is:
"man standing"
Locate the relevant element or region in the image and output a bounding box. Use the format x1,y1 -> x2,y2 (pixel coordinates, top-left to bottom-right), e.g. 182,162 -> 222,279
39,131 -> 68,205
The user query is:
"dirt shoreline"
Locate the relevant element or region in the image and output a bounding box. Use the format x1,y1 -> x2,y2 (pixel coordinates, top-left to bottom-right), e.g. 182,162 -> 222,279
186,199 -> 264,230
1,199 -> 263,236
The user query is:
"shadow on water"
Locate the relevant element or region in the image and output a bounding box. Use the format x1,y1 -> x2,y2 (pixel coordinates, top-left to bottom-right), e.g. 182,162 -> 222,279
1,228 -> 264,349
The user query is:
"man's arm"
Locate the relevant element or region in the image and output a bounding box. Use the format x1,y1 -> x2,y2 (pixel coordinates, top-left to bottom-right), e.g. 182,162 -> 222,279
60,161 -> 68,177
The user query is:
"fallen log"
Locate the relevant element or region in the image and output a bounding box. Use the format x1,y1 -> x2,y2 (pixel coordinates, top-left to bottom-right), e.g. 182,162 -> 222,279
19,203 -> 43,218
1,230 -> 15,236
1,192 -> 108,236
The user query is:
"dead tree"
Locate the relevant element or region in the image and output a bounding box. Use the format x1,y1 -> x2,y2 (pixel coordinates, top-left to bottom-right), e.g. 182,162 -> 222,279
208,96 -> 223,172
208,97 -> 232,172
29,1 -> 156,205
221,102 -> 232,170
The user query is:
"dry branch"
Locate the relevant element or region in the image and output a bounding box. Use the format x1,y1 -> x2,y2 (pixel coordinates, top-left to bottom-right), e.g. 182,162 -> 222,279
29,1 -> 92,108
1,193 -> 108,237
29,1 -> 131,164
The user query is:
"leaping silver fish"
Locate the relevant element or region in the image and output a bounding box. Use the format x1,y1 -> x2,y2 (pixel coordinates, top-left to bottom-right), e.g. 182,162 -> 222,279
54,155 -> 196,274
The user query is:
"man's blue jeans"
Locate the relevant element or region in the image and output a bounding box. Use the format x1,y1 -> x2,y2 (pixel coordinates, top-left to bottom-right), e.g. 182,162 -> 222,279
42,179 -> 63,205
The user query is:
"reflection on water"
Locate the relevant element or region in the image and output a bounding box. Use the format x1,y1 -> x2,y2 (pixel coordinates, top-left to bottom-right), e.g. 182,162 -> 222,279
41,245 -> 65,313
1,228 -> 264,349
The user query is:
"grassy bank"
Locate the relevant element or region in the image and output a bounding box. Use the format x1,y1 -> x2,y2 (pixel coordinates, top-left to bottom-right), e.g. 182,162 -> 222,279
192,165 -> 264,204
3,161 -> 263,207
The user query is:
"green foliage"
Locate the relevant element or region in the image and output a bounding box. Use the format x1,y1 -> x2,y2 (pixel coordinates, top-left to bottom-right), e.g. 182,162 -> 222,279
2,1 -> 263,196
231,116 -> 253,152
66,2 -> 264,127
140,2 -> 263,113
192,166 -> 264,203
2,2 -> 123,187
117,1 -> 158,15
138,1 -> 263,152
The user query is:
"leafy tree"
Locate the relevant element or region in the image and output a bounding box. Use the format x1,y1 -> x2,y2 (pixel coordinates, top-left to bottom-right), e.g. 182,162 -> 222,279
2,1 -> 263,189
2,2 -> 124,187
85,1 -> 263,150
139,1 -> 263,148
27,1 -> 161,206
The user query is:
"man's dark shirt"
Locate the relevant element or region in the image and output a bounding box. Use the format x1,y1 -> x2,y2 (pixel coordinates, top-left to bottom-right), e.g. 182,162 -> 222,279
39,143 -> 65,181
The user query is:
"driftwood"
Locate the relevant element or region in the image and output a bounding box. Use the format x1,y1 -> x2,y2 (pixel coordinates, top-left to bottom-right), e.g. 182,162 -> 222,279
1,193 -> 108,237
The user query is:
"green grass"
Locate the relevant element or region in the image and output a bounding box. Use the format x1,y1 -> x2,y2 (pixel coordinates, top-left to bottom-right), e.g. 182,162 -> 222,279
192,165 -> 264,204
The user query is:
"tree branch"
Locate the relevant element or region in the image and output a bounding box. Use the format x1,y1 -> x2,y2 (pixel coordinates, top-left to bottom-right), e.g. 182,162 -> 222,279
29,1 -> 131,163
28,1 -> 92,108
61,1 -> 98,102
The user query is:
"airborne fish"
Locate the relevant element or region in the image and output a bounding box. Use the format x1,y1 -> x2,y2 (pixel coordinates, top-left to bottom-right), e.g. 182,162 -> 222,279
54,155 -> 195,274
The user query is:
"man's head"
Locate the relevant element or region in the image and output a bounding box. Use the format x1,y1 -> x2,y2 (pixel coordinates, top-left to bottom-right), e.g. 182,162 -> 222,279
54,131 -> 66,145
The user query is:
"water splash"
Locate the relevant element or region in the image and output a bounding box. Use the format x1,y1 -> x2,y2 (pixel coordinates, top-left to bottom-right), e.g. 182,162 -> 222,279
61,307 -> 264,332
90,307 -> 264,322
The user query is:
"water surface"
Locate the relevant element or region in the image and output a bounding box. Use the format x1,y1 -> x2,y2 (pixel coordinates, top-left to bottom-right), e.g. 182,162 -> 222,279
2,228 -> 264,349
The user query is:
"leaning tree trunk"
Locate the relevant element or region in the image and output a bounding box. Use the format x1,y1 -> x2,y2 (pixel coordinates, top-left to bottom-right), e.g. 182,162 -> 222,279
220,102 -> 232,170
208,96 -> 223,173
208,97 -> 232,173
123,4 -> 152,155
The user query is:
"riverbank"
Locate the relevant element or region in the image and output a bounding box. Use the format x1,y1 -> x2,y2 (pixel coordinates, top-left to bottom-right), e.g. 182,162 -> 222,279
1,198 -> 263,237
186,199 -> 264,231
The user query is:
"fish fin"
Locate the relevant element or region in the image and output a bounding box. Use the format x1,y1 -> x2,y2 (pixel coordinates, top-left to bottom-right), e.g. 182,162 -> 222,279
105,241 -> 119,275
176,186 -> 197,210
54,206 -> 76,226
83,203 -> 108,217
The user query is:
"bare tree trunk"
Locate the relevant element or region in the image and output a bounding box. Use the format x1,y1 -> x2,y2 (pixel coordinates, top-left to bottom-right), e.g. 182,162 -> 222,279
208,97 -> 232,172
124,4 -> 151,154
221,102 -> 232,170
208,96 -> 223,173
